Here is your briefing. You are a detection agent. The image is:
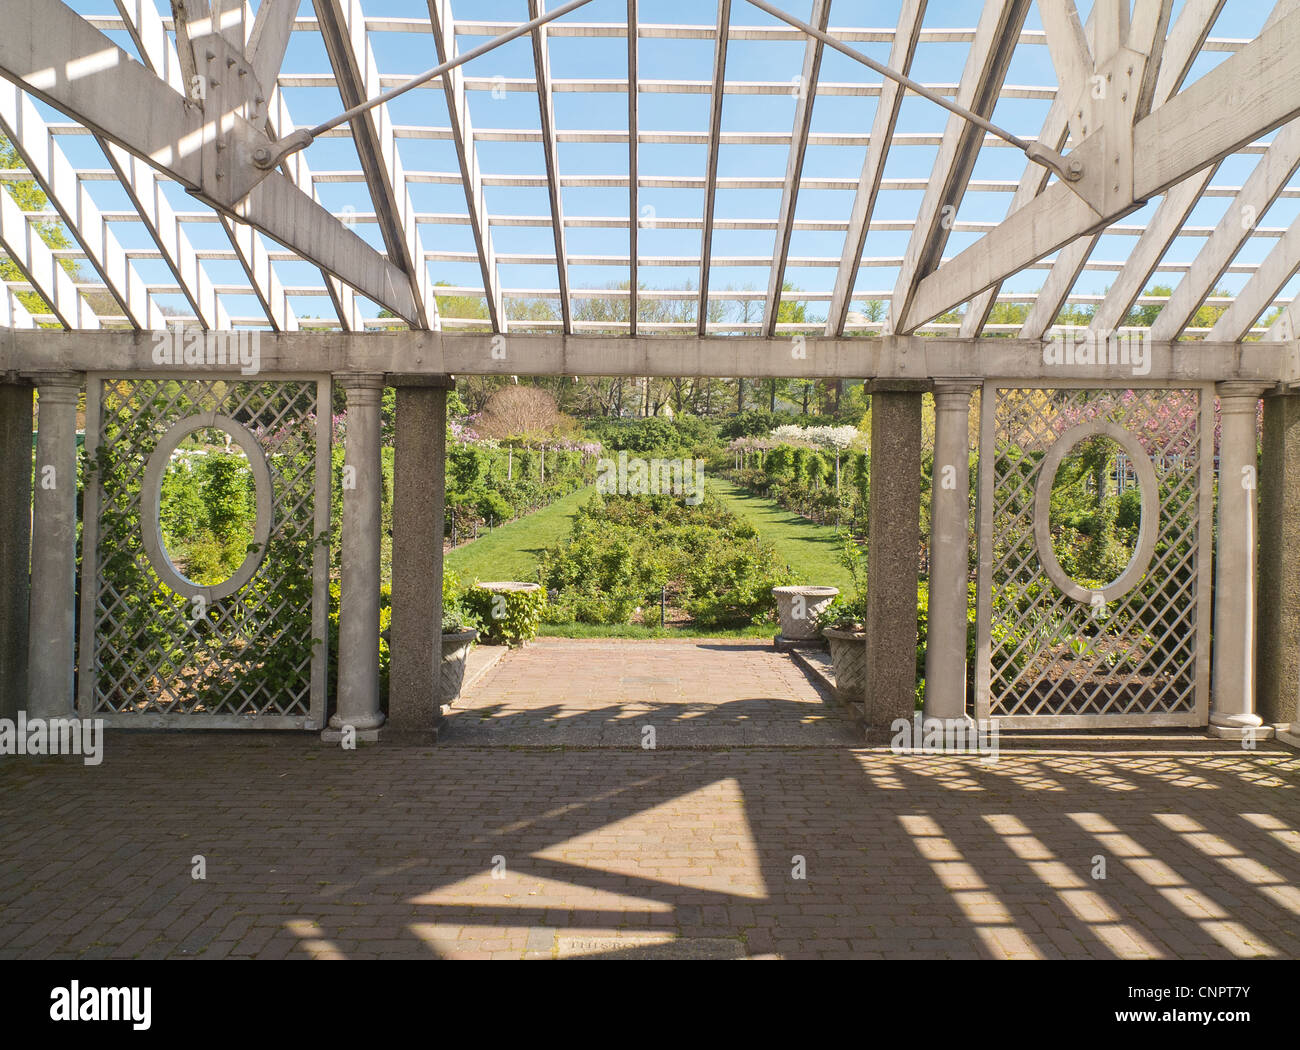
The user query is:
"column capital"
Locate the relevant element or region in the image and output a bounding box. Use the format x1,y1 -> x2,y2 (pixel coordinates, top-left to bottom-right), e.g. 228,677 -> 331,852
1216,381 -> 1269,405
932,379 -> 981,402
339,371 -> 386,390
21,371 -> 82,396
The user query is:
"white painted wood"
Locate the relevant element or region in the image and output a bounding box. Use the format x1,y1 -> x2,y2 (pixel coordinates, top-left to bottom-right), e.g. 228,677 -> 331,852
697,0 -> 731,335
907,7 -> 1300,330
1208,212 -> 1300,341
1127,0 -> 1173,118
1,329 -> 1285,383
1038,0 -> 1091,103
248,0 -> 300,104
1018,234 -> 1099,338
316,0 -> 435,328
627,0 -> 638,335
825,0 -> 926,337
428,0 -> 502,331
1134,8 -> 1300,201
0,82 -> 164,330
890,0 -> 1031,333
762,0 -> 831,336
1151,118 -> 1300,341
528,0 -> 572,334
0,182 -> 101,329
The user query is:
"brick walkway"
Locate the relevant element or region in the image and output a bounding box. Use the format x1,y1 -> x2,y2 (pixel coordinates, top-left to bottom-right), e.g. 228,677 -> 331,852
444,639 -> 858,747
1,734 -> 1297,959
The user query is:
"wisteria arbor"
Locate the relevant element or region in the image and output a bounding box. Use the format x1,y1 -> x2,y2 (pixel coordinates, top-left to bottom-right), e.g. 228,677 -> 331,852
0,0 -> 1298,745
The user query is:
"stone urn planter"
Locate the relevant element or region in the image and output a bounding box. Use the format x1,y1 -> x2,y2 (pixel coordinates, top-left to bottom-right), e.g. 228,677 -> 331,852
471,581 -> 545,647
438,628 -> 478,706
823,627 -> 867,703
772,585 -> 839,642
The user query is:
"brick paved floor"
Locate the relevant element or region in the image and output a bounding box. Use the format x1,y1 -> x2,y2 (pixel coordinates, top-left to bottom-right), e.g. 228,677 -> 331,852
1,734 -> 1297,959
444,639 -> 858,747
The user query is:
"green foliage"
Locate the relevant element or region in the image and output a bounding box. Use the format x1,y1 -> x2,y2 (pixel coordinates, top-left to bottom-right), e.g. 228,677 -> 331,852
464,583 -> 548,646
539,492 -> 793,628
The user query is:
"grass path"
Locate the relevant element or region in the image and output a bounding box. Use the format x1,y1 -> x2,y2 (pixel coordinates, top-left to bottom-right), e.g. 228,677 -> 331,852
444,485 -> 594,583
709,479 -> 856,594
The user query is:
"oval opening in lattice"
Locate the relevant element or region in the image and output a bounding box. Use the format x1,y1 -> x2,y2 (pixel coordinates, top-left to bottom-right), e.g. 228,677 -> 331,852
141,414 -> 273,603
1033,420 -> 1159,606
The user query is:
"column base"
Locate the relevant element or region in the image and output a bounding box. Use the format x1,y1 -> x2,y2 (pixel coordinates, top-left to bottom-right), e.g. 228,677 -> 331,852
376,714 -> 449,747
1208,711 -> 1271,740
322,711 -> 385,744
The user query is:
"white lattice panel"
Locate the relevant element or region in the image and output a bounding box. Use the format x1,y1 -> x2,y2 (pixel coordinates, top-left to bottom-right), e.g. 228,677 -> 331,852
77,376 -> 331,728
975,385 -> 1213,728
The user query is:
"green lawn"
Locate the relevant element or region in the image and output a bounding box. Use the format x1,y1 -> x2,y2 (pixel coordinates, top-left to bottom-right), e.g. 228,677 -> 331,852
445,484 -> 594,583
709,479 -> 857,594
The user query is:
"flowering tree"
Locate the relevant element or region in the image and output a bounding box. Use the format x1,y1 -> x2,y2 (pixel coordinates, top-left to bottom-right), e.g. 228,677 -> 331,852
768,424 -> 861,490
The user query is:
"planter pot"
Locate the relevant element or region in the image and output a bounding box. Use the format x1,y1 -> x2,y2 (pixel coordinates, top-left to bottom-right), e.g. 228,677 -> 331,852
772,585 -> 839,640
474,581 -> 544,647
823,627 -> 867,701
439,628 -> 478,705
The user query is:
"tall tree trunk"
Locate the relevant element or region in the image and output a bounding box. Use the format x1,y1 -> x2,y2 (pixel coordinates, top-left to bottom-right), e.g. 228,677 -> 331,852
736,378 -> 744,413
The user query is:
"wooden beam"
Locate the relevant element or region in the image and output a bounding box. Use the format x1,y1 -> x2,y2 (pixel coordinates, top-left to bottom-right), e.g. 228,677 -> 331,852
698,0 -> 731,335
528,0 -> 571,334
1038,0 -> 1091,104
247,0 -> 299,106
628,0 -> 638,335
1208,212 -> 1300,341
0,179 -> 101,329
316,0 -> 434,328
428,0 -> 502,331
890,0 -> 1032,333
1,329 -> 1287,384
905,6 -> 1300,329
1151,118 -> 1300,341
0,81 -> 165,329
826,0 -> 926,337
762,0 -> 831,336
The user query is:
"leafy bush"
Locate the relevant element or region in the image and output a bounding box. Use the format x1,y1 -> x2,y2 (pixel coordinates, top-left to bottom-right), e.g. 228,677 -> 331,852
464,583 -> 548,646
539,492 -> 791,627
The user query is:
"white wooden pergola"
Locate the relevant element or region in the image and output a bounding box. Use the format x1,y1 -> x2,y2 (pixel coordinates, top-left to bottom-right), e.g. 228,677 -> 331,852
0,0 -> 1296,347
1,0 -> 1299,748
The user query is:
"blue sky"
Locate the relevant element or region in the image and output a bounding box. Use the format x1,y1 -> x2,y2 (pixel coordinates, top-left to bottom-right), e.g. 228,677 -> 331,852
39,1 -> 1300,326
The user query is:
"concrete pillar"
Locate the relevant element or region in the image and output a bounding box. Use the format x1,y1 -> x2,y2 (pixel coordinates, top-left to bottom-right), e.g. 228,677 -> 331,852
1210,382 -> 1272,739
327,373 -> 385,740
864,383 -> 925,732
0,381 -> 33,721
923,380 -> 978,725
388,382 -> 448,739
1258,388 -> 1300,747
25,373 -> 81,718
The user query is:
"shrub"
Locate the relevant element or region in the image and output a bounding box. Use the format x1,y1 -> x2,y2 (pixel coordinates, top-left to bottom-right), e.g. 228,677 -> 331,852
539,492 -> 789,628
465,583 -> 548,646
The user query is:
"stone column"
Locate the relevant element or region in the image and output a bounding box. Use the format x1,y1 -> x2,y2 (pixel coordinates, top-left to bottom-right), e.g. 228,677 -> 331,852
0,380 -> 33,721
864,383 -> 925,732
1210,383 -> 1272,739
388,382 -> 448,739
1258,388 -> 1300,747
923,381 -> 978,725
26,373 -> 81,719
327,373 -> 385,741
